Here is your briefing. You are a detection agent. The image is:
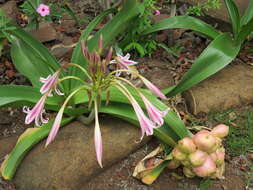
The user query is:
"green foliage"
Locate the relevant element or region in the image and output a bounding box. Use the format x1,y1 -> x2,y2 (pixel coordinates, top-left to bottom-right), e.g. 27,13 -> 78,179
119,0 -> 158,57
209,109 -> 253,156
0,0 -> 190,180
20,0 -> 78,30
198,178 -> 213,190
187,0 -> 221,16
145,0 -> 252,97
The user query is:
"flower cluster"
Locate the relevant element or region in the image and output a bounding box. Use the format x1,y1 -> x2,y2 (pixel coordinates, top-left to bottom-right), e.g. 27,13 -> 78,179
23,36 -> 170,167
168,124 -> 229,179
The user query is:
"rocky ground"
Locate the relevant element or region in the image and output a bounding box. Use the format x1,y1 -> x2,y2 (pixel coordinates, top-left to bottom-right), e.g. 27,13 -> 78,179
0,0 -> 253,189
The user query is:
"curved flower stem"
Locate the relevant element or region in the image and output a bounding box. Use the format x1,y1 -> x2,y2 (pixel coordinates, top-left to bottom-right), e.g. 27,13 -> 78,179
58,76 -> 89,87
66,63 -> 92,81
108,69 -> 139,77
77,109 -> 95,125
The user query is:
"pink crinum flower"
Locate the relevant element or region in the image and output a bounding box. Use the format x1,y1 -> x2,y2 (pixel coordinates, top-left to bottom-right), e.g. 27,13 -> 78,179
40,70 -> 63,96
36,4 -> 50,17
110,53 -> 138,70
23,94 -> 48,126
154,10 -> 161,15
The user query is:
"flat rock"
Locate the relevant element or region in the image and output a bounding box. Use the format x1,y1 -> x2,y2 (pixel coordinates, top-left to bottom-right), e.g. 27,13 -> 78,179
180,0 -> 249,23
183,64 -> 253,115
1,117 -> 149,190
29,23 -> 57,42
0,1 -> 18,23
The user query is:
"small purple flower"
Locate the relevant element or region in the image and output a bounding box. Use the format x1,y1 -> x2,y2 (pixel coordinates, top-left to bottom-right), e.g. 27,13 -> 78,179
154,10 -> 161,16
140,94 -> 169,126
40,71 -> 63,96
111,53 -> 138,70
23,94 -> 48,126
45,109 -> 63,147
36,4 -> 50,17
141,77 -> 167,100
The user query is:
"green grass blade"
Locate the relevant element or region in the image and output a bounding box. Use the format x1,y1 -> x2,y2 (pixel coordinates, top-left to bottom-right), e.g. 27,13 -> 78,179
143,16 -> 220,39
0,117 -> 74,180
167,33 -> 241,97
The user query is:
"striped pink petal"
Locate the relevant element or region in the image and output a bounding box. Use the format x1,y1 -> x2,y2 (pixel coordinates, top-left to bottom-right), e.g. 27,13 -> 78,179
141,77 -> 167,99
45,110 -> 63,147
94,120 -> 103,167
40,71 -> 62,95
23,94 -> 48,126
131,99 -> 157,140
141,94 -> 169,126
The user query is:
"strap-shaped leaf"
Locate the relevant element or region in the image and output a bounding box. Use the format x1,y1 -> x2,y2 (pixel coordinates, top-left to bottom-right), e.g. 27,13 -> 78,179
0,85 -> 62,107
167,33 -> 241,97
237,18 -> 253,43
0,117 -> 74,180
11,40 -> 52,87
224,0 -> 241,37
240,0 -> 253,26
143,16 -> 220,39
10,27 -> 60,71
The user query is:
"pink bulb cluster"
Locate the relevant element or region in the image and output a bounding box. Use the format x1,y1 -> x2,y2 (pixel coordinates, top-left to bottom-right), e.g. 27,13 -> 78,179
169,124 -> 229,179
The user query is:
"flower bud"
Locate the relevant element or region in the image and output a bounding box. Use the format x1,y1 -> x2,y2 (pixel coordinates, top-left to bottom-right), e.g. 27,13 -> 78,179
193,156 -> 216,177
189,150 -> 208,167
181,159 -> 191,167
178,137 -> 197,154
167,159 -> 180,169
172,147 -> 187,161
211,124 -> 229,138
183,167 -> 196,178
193,130 -> 217,152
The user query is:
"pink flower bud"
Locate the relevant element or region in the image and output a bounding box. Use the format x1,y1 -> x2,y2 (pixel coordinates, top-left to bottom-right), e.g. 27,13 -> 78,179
193,156 -> 217,177
167,159 -> 180,169
211,124 -> 229,138
193,130 -> 217,152
172,147 -> 187,161
189,150 -> 208,167
178,137 -> 197,154
183,167 -> 195,178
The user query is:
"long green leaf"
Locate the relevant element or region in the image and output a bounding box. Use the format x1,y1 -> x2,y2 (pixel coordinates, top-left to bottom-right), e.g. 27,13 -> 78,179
167,33 -> 241,97
11,40 -> 52,87
0,85 -> 61,107
143,16 -> 220,39
0,117 -> 74,180
69,0 -> 140,90
240,0 -> 253,26
237,18 -> 253,43
9,27 -> 60,71
224,0 -> 241,37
